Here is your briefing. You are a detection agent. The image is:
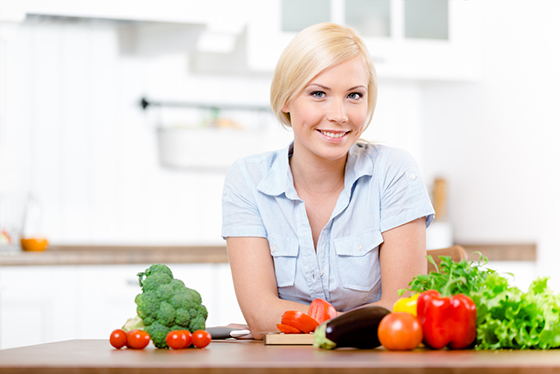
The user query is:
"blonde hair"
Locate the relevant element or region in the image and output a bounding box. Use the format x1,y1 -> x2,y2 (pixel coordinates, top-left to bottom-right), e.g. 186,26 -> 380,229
270,22 -> 378,130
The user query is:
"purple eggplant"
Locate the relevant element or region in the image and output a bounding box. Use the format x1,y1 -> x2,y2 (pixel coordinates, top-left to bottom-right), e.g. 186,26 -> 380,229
313,305 -> 391,349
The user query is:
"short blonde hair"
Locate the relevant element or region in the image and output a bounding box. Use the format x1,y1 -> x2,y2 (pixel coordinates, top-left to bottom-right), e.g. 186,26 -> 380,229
270,22 -> 378,129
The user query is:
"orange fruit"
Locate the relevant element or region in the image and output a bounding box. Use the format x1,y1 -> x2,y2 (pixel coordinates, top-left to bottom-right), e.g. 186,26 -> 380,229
20,237 -> 49,252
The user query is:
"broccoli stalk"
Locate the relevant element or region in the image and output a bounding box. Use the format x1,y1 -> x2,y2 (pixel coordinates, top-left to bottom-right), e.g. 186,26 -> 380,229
122,315 -> 145,331
129,264 -> 209,348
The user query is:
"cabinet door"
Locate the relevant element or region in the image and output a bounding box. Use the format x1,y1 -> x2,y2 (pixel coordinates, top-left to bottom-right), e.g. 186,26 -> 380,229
246,0 -> 481,81
0,266 -> 79,349
76,264 -> 145,339
75,263 -> 245,339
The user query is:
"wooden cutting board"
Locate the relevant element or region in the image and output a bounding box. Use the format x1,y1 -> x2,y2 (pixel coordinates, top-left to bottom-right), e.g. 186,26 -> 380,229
264,332 -> 315,345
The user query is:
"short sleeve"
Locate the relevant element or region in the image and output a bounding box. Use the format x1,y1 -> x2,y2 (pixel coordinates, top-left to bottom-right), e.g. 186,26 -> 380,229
378,148 -> 435,232
221,161 -> 268,238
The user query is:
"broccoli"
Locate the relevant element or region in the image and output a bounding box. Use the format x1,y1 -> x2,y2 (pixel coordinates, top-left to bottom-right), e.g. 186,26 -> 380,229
125,263 -> 209,348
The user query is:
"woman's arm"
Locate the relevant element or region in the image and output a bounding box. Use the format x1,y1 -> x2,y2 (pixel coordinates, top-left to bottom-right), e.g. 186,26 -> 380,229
369,217 -> 428,310
226,236 -> 310,339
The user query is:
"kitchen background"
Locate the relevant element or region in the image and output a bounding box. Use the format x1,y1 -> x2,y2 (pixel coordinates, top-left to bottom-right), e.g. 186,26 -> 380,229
0,0 -> 559,349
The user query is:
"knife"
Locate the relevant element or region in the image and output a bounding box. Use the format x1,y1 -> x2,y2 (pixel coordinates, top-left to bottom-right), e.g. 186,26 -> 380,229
205,326 -> 251,339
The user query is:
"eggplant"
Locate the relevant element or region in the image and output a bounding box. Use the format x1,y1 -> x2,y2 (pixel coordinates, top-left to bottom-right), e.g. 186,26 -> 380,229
313,305 -> 391,349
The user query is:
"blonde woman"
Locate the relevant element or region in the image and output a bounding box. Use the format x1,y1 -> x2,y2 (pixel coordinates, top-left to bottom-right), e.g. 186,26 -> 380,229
222,23 -> 434,339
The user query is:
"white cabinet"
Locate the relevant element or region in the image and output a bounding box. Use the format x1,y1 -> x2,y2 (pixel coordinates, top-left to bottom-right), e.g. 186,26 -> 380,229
0,0 -> 249,29
0,264 -> 244,349
1,0 -> 481,81
0,266 -> 79,349
245,0 -> 482,81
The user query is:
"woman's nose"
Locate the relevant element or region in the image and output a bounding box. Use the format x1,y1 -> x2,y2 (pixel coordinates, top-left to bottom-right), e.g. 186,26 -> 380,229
327,99 -> 348,124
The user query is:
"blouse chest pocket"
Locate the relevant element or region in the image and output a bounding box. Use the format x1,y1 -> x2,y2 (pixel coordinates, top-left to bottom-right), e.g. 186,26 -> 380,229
334,229 -> 383,292
268,234 -> 299,288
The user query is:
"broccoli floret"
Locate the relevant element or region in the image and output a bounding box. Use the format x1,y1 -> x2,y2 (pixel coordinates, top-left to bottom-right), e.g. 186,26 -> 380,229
175,308 -> 191,326
145,321 -> 171,349
157,301 -> 176,327
143,264 -> 173,278
189,315 -> 206,332
129,264 -> 209,348
170,279 -> 185,289
186,288 -> 202,305
137,263 -> 173,290
156,283 -> 175,301
142,272 -> 172,292
136,291 -> 159,319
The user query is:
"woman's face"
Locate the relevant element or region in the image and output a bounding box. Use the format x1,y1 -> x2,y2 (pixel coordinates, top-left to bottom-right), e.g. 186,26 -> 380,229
282,56 -> 369,163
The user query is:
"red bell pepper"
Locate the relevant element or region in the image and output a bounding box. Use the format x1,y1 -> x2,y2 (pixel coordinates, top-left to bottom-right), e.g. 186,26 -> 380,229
416,290 -> 477,350
281,311 -> 319,333
308,298 -> 337,324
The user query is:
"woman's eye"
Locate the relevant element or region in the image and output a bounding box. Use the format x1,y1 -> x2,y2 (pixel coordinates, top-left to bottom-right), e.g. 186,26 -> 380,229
311,91 -> 326,98
348,92 -> 363,100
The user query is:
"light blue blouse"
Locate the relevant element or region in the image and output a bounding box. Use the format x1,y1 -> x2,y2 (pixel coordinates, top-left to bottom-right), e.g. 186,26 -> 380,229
221,142 -> 435,312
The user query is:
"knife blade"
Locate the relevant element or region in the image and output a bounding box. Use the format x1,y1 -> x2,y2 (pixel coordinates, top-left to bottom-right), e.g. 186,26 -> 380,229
205,326 -> 251,339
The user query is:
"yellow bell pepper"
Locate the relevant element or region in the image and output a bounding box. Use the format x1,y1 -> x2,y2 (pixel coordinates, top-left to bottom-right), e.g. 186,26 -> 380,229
393,293 -> 419,316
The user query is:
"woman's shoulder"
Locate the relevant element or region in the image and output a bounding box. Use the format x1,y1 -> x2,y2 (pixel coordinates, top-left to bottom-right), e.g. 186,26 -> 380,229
225,147 -> 285,185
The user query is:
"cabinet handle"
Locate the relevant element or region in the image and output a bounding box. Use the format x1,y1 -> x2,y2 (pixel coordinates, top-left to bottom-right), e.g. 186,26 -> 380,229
126,279 -> 140,287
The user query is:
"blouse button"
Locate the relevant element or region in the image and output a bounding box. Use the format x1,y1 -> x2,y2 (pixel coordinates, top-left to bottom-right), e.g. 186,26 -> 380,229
271,245 -> 276,253
357,244 -> 363,251
409,173 -> 417,180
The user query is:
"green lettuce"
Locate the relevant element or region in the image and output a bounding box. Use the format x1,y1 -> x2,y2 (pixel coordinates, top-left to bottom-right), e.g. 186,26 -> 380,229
473,275 -> 560,349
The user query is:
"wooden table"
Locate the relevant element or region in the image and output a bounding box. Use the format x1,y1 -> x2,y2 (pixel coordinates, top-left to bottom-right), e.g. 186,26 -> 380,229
1,339 -> 560,374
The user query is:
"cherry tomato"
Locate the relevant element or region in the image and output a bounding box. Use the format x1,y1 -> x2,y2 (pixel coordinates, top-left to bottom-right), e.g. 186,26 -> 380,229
109,329 -> 127,349
378,312 -> 423,351
191,330 -> 212,348
126,330 -> 150,349
179,330 -> 192,348
166,330 -> 190,349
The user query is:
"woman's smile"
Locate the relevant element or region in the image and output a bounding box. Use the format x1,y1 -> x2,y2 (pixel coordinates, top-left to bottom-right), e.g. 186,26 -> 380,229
318,129 -> 350,142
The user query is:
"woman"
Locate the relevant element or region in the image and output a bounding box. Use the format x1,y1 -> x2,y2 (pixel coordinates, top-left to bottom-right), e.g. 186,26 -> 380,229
222,23 -> 434,339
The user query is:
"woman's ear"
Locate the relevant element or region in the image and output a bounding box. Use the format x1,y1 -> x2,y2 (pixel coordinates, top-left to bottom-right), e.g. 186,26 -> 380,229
281,103 -> 289,113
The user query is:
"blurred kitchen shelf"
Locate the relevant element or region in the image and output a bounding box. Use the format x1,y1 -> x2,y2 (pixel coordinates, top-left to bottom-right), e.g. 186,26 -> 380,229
0,243 -> 536,267
0,245 -> 228,266
457,243 -> 537,262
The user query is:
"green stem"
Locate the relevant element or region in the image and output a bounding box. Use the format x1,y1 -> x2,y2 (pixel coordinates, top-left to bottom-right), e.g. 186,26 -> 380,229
441,267 -> 467,296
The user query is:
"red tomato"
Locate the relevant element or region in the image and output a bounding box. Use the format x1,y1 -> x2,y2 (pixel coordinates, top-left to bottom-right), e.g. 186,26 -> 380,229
276,323 -> 302,334
378,312 -> 423,351
308,298 -> 337,324
191,330 -> 212,348
178,330 -> 192,348
126,330 -> 150,349
109,329 -> 127,349
166,330 -> 192,349
281,311 -> 319,333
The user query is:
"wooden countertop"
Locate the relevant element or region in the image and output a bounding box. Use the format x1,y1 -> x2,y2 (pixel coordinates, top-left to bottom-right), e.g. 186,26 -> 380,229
0,243 -> 536,267
1,339 -> 559,374
0,245 -> 229,266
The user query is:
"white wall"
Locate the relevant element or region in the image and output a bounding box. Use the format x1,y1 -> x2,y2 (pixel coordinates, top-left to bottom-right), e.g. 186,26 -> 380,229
422,1 -> 560,289
2,2 -> 559,291
0,18 -> 424,246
